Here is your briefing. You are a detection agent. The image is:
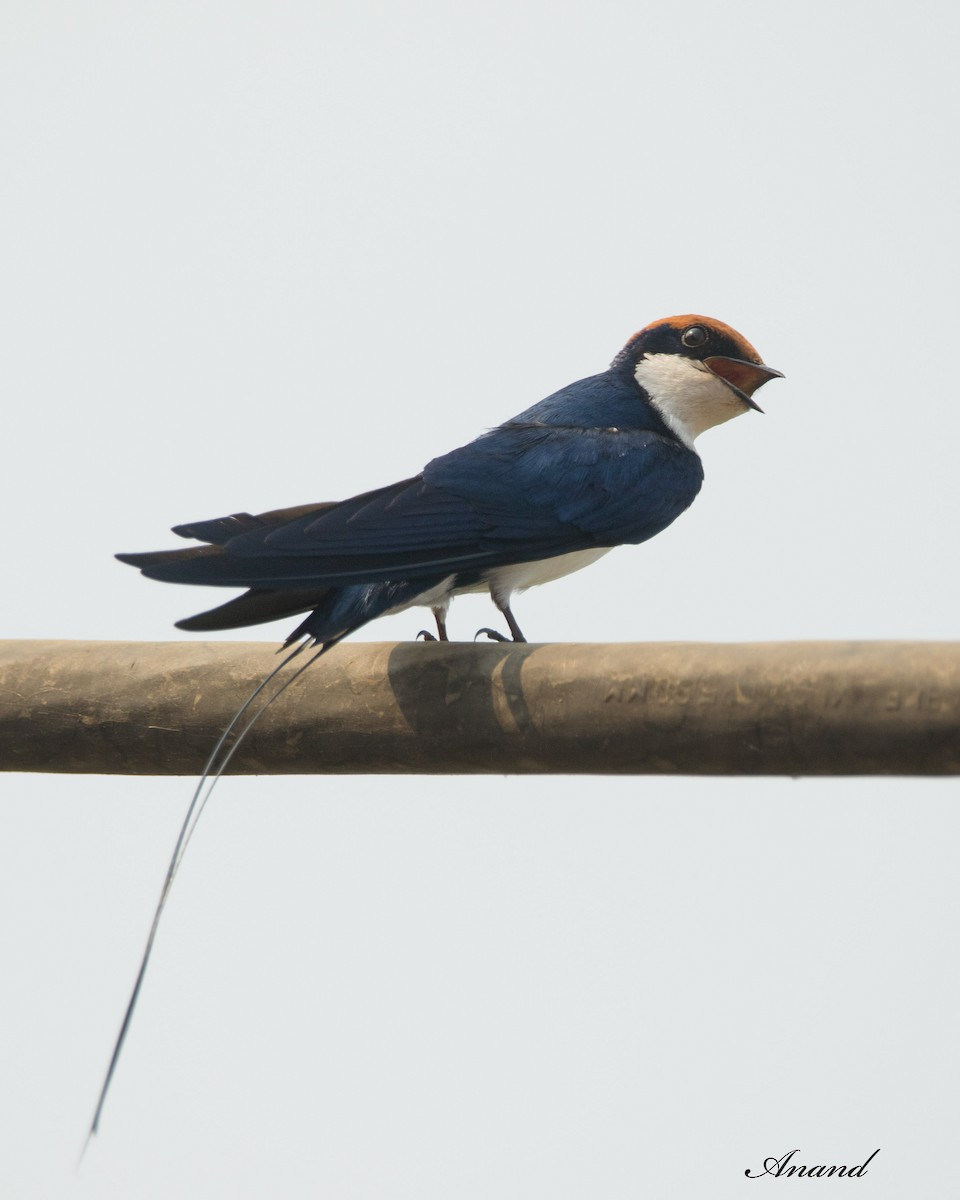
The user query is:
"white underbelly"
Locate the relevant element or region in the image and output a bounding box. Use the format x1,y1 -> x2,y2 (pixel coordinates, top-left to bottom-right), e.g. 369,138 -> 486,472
384,574 -> 457,617
468,547 -> 611,598
387,548 -> 611,619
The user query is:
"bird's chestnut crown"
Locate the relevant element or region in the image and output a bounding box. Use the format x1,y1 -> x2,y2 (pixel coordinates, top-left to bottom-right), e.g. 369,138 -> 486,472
612,314 -> 763,369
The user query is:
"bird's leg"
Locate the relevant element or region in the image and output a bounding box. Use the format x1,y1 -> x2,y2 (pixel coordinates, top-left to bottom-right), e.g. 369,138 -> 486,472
433,608 -> 449,641
475,594 -> 527,643
500,604 -> 527,643
417,607 -> 449,642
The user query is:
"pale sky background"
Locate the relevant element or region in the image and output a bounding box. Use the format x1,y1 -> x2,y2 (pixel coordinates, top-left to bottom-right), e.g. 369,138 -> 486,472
2,1 -> 959,1196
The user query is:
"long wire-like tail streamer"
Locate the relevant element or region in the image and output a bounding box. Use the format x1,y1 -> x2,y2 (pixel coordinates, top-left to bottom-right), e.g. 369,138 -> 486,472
83,636 -> 332,1154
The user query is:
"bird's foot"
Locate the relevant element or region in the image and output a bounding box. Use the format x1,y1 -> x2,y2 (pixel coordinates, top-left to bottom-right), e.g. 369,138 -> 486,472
474,627 -> 511,643
417,630 -> 438,642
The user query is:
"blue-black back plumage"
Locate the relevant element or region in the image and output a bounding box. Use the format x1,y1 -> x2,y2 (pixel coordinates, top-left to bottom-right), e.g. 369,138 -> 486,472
123,376 -> 700,577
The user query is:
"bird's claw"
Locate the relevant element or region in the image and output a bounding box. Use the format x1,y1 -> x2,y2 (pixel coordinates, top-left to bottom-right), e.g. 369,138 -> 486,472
474,627 -> 510,643
416,630 -> 438,642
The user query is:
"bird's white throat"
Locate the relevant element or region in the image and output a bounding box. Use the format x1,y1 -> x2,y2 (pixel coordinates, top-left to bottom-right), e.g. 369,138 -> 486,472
634,353 -> 750,448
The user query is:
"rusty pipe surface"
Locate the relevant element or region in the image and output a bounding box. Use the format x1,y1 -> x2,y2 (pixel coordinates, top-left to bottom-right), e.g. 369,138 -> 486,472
1,639 -> 959,776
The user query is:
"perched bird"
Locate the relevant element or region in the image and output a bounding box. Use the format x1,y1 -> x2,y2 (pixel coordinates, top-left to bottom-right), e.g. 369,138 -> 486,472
119,315 -> 782,645
88,315 -> 782,1145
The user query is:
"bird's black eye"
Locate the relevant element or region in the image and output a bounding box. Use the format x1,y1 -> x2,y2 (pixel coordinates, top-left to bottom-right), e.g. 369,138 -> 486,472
681,325 -> 708,348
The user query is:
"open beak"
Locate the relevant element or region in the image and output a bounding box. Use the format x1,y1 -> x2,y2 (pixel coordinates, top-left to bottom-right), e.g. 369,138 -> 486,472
704,356 -> 784,413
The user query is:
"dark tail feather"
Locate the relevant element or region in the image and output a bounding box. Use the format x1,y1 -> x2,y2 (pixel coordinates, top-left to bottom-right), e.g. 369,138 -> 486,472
173,500 -> 337,546
117,501 -> 340,582
116,545 -> 221,569
175,587 -> 333,632
115,545 -> 350,589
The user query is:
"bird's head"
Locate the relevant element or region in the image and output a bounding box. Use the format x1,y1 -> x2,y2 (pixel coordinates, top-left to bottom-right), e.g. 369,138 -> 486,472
612,315 -> 783,446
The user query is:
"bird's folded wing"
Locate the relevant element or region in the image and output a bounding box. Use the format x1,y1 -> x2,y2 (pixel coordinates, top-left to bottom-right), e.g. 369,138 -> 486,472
119,426 -> 701,589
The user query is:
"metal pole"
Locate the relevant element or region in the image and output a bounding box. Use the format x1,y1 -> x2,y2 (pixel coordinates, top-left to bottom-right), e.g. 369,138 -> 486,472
1,639 -> 958,776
